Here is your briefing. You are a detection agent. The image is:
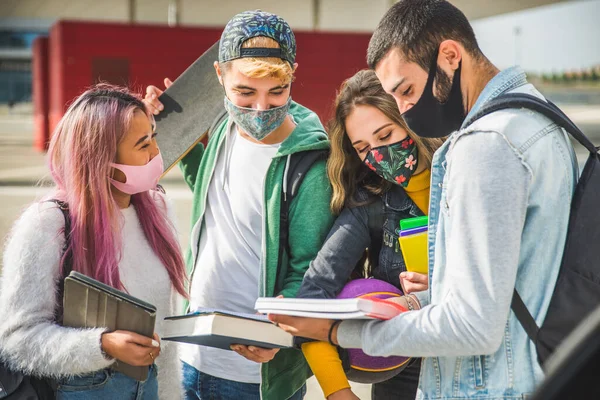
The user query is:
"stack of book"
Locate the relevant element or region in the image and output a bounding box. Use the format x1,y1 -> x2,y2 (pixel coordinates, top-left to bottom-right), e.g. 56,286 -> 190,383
161,297 -> 407,351
398,216 -> 429,274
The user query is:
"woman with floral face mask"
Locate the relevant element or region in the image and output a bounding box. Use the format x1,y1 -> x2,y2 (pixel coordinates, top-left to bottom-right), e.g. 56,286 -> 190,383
293,70 -> 444,400
0,85 -> 187,400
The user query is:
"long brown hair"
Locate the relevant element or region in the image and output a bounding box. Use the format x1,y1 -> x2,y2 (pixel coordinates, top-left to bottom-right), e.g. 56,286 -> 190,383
327,69 -> 444,214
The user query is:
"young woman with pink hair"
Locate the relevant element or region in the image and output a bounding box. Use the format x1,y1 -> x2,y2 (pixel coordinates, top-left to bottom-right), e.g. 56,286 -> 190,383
0,85 -> 187,399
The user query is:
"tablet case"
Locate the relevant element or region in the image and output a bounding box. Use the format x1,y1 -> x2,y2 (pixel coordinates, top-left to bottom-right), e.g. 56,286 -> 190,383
62,271 -> 156,381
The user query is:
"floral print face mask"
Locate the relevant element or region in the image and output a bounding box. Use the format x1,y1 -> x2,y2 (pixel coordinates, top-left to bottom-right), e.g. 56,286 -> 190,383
224,96 -> 292,141
363,136 -> 419,187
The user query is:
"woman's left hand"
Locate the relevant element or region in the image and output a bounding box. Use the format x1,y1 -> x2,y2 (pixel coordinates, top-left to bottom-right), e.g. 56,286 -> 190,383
269,315 -> 338,344
400,271 -> 429,294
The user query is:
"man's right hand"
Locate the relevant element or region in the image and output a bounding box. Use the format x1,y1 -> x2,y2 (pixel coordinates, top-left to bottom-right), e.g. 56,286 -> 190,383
144,78 -> 173,115
101,330 -> 161,366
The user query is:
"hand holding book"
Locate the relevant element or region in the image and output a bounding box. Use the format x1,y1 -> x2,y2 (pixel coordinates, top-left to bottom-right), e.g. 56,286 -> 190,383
268,314 -> 341,345
261,297 -> 410,344
230,344 -> 279,363
229,294 -> 285,363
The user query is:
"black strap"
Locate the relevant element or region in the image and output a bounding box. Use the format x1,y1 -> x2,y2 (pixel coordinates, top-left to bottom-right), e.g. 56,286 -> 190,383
46,199 -> 72,324
469,93 -> 597,154
365,197 -> 384,263
208,109 -> 228,141
46,200 -> 73,277
467,92 -> 596,344
511,290 -> 539,343
240,48 -> 283,59
275,150 -> 328,293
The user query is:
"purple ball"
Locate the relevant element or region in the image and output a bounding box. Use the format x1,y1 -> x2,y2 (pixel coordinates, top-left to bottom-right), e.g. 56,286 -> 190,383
337,278 -> 403,300
336,278 -> 411,384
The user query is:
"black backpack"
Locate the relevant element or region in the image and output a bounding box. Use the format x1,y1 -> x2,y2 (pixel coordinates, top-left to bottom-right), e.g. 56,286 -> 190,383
0,200 -> 72,400
532,303 -> 600,400
468,93 -> 600,367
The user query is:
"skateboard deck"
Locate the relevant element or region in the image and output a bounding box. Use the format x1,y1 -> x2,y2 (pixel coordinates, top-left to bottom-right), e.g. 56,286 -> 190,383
155,41 -> 227,174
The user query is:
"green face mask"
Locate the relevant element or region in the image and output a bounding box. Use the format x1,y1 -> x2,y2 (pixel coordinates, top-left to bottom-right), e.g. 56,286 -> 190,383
363,136 -> 419,187
224,96 -> 291,141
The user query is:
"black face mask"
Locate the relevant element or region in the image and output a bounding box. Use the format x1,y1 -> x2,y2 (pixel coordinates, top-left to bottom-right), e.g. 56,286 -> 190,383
402,51 -> 465,138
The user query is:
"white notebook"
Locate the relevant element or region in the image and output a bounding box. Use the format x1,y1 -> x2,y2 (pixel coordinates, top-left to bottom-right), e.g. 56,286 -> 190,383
255,297 -> 406,320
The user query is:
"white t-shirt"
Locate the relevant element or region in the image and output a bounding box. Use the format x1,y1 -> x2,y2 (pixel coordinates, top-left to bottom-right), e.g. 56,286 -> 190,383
181,123 -> 281,383
118,194 -> 183,399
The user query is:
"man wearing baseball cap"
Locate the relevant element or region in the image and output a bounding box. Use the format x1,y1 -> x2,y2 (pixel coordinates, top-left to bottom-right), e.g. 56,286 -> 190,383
145,10 -> 334,400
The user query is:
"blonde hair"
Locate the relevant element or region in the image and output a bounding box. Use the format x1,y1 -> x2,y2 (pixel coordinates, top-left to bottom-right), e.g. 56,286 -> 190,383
328,69 -> 444,214
221,36 -> 295,83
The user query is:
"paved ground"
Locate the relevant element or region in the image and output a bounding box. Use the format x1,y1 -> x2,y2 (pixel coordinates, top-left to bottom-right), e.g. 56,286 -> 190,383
0,100 -> 599,399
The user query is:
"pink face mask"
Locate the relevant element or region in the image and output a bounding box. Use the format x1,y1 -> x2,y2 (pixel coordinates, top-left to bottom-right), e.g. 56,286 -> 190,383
109,152 -> 164,195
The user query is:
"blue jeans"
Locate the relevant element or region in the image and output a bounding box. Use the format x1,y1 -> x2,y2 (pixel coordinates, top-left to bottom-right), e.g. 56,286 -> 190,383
56,365 -> 158,400
182,361 -> 306,400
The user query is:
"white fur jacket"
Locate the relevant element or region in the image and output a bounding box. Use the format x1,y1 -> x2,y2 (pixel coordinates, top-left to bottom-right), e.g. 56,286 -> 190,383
0,193 -> 184,399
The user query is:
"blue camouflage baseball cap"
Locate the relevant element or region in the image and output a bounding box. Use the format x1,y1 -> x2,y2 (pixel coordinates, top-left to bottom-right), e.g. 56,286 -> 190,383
218,10 -> 296,66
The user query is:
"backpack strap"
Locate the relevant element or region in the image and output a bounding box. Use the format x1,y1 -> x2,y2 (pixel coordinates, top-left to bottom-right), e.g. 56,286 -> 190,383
275,150 -> 329,294
466,92 -> 596,344
468,93 -> 597,154
511,290 -> 540,344
365,196 -> 384,264
45,199 -> 73,324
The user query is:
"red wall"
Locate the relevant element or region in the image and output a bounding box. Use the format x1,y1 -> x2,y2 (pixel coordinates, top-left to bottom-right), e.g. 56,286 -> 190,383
32,36 -> 49,151
46,20 -> 371,136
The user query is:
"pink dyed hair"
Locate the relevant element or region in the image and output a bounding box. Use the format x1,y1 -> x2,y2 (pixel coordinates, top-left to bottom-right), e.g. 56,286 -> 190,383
47,84 -> 187,297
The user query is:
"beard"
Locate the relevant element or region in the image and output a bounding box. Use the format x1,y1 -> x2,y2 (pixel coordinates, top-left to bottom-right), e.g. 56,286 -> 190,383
434,66 -> 453,104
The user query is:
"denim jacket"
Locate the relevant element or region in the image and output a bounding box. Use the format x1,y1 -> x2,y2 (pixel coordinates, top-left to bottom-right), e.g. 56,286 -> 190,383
337,67 -> 578,399
298,184 -> 423,299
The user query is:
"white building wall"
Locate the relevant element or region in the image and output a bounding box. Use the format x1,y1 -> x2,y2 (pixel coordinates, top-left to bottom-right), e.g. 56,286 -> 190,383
318,0 -> 390,32
0,0 -> 577,26
0,0 -> 130,22
472,0 -> 600,73
135,0 -> 172,24
179,0 -> 314,29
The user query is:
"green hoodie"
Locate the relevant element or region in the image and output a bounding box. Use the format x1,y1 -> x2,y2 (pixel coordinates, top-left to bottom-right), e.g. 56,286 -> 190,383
179,101 -> 335,399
